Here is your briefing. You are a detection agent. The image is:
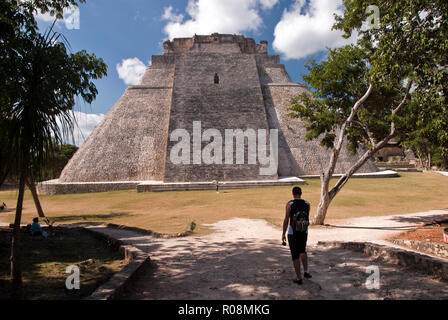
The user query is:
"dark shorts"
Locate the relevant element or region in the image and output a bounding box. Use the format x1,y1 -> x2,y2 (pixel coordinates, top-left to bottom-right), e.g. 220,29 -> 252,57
288,232 -> 308,260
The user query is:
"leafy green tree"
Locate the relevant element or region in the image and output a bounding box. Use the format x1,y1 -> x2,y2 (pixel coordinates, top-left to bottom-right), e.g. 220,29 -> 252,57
1,0 -> 106,297
290,0 -> 447,225
402,89 -> 448,170
38,143 -> 78,181
27,143 -> 78,222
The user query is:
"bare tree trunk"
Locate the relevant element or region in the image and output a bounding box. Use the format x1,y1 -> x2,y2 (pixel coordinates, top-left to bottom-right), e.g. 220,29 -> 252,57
311,81 -> 412,225
26,172 -> 46,219
313,139 -> 393,225
423,153 -> 429,170
313,148 -> 377,224
314,172 -> 332,225
416,150 -> 424,169
10,168 -> 27,299
312,84 -> 374,225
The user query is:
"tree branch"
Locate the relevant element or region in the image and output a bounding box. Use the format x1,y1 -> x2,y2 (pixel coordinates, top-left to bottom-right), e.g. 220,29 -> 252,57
355,120 -> 376,146
325,84 -> 374,178
329,82 -> 413,198
390,80 -> 413,137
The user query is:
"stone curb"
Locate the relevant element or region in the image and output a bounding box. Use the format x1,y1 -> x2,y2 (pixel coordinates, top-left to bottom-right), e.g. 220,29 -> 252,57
82,227 -> 151,300
105,223 -> 194,239
318,241 -> 448,281
389,239 -> 448,259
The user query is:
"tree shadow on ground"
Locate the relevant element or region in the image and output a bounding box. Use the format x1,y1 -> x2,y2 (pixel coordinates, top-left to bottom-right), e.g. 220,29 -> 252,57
51,212 -> 132,223
119,236 -> 448,300
389,212 -> 448,225
325,225 -> 416,231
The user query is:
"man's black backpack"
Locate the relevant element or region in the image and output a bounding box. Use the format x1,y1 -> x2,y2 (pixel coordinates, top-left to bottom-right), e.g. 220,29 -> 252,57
290,199 -> 310,232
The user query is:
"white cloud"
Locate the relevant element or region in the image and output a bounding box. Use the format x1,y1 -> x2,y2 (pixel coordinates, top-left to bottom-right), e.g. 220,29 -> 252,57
58,112 -> 105,146
116,58 -> 147,86
33,5 -> 80,30
273,0 -> 357,60
259,0 -> 279,10
162,6 -> 184,23
162,0 -> 279,40
34,11 -> 54,23
63,6 -> 80,30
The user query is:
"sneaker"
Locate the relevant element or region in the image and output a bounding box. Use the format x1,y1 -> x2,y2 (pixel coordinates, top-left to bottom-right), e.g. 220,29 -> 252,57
304,272 -> 312,279
293,278 -> 303,285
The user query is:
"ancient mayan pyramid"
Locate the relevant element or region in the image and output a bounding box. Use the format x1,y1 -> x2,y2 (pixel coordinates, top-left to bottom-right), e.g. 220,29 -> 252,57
53,34 -> 377,192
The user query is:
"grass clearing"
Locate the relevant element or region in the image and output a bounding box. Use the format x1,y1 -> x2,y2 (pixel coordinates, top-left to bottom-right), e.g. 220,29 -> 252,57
0,227 -> 126,299
0,172 -> 447,235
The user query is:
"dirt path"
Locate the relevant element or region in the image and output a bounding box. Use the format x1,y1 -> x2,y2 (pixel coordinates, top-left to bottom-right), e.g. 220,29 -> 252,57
1,209 -> 447,299
85,209 -> 448,300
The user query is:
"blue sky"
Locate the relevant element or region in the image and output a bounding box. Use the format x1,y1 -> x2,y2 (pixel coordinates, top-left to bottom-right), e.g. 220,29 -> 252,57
35,0 -> 353,145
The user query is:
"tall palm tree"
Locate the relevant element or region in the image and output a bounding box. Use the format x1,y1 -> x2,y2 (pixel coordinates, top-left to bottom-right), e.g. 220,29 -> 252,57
2,6 -> 107,296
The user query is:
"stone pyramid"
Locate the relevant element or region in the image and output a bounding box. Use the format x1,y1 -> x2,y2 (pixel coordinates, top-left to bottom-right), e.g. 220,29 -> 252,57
43,34 -> 378,194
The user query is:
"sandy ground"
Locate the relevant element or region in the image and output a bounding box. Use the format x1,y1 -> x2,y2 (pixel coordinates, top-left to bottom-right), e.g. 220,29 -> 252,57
83,209 -> 448,300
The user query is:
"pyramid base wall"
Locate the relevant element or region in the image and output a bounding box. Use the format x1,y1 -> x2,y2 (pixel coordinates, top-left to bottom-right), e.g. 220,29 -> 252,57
37,180 -> 141,195
38,171 -> 397,195
37,178 -> 304,195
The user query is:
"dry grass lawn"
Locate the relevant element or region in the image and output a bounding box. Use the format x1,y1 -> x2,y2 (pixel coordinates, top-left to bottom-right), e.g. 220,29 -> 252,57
0,172 -> 447,235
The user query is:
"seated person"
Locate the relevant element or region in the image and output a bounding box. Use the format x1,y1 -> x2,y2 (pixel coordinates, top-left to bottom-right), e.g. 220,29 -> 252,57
31,217 -> 42,236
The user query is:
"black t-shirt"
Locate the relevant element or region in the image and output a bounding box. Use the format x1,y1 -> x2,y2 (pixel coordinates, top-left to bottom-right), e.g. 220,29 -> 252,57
288,198 -> 310,227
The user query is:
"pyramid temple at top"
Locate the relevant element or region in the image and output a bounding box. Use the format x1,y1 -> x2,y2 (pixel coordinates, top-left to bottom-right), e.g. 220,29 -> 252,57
44,34 -> 378,194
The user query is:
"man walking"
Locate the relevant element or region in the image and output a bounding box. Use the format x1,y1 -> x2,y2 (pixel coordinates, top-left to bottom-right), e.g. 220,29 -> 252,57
282,187 -> 312,285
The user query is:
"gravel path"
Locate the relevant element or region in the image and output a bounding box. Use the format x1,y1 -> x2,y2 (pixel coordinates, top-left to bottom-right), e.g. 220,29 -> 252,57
86,209 -> 448,300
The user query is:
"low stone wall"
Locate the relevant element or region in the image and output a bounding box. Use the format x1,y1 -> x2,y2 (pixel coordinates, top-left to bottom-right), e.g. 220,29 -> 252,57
137,178 -> 305,192
38,178 -> 306,194
390,239 -> 448,259
83,228 -> 151,300
318,241 -> 448,281
300,170 -> 399,179
38,180 -> 140,195
377,167 -> 422,172
105,223 -> 194,239
0,183 -> 20,191
38,172 -> 397,195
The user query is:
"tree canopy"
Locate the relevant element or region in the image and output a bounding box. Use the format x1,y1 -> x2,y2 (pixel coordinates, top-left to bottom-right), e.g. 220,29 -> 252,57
335,0 -> 447,165
2,0 -> 106,171
38,143 -> 78,181
289,0 -> 448,224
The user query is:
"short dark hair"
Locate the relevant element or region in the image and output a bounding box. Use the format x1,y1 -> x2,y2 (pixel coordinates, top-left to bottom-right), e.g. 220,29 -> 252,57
292,187 -> 302,196
33,217 -> 39,223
